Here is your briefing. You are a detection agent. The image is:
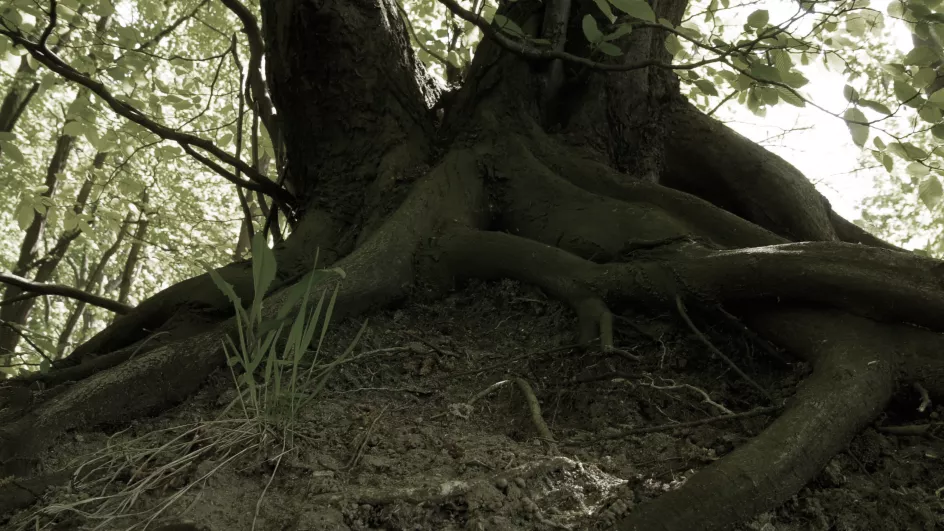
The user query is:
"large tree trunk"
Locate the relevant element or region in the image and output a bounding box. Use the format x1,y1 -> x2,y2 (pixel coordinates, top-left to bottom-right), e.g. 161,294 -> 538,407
2,1 -> 943,530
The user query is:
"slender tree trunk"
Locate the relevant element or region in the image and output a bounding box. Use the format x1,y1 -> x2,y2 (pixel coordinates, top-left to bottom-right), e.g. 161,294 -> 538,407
116,196 -> 150,307
0,13 -> 111,359
0,5 -> 86,147
56,214 -> 132,356
0,151 -> 104,359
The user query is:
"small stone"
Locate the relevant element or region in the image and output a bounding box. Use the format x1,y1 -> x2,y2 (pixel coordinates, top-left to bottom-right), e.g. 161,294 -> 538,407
514,477 -> 526,488
495,478 -> 508,490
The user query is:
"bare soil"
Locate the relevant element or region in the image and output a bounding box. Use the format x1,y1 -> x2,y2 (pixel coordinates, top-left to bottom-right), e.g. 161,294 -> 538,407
5,280 -> 943,530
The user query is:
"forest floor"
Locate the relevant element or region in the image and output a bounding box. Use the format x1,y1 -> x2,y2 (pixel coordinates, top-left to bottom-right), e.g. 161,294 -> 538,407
5,280 -> 944,531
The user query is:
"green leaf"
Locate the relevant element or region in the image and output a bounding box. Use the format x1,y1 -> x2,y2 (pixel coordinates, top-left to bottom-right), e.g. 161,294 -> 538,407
775,86 -> 805,106
694,79 -> 719,96
15,201 -> 33,231
842,85 -> 859,103
894,80 -> 920,103
904,46 -> 938,67
603,24 -> 633,41
846,16 -> 867,37
918,176 -> 943,209
597,41 -> 623,56
918,104 -> 942,123
931,124 -> 944,140
914,67 -> 937,89
750,64 -> 781,83
929,88 -> 944,105
0,141 -> 24,163
757,86 -> 779,105
62,120 -> 85,137
858,99 -> 892,115
882,153 -> 894,172
746,9 -> 769,28
582,15 -> 604,43
592,0 -> 616,22
205,265 -> 242,308
781,71 -> 810,88
907,162 -> 930,178
609,0 -> 656,22
887,142 -> 928,161
843,108 -> 869,147
664,34 -> 683,57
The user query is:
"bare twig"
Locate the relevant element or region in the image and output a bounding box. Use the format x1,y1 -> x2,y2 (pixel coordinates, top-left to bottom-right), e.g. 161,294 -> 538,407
676,296 -> 774,403
571,405 -> 782,444
346,405 -> 389,469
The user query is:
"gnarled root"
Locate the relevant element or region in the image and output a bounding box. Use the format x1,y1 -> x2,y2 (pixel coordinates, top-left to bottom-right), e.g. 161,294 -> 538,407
617,310 -> 897,531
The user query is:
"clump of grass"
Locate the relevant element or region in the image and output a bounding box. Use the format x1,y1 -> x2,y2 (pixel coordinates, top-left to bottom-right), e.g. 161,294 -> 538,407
210,234 -> 365,445
20,235 -> 361,531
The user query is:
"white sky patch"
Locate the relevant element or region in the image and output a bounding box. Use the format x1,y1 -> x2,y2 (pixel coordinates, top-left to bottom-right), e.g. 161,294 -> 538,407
714,0 -> 913,221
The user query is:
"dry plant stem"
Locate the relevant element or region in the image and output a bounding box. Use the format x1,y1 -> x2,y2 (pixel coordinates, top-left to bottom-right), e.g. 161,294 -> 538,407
642,376 -> 733,415
253,447 -> 286,531
675,296 -> 774,403
572,405 -> 781,444
346,405 -> 389,469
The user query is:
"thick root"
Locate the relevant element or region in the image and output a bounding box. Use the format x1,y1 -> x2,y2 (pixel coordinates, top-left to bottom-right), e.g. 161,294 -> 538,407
618,310 -> 897,531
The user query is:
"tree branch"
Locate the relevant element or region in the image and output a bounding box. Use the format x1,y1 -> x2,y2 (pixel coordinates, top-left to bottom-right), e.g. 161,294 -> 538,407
0,25 -> 295,209
435,0 -> 717,72
0,272 -> 132,314
219,0 -> 277,149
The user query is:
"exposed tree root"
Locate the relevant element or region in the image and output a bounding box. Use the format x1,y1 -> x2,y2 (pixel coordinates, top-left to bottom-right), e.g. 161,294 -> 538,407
570,405 -> 781,444
617,310 -> 898,530
427,227 -> 944,530
661,101 -> 838,242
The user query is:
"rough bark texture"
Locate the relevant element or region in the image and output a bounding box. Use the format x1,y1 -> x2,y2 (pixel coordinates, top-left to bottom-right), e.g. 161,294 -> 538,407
2,1 -> 943,530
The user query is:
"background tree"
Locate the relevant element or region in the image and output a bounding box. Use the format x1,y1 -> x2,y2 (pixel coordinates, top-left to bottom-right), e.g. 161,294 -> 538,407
0,0 -> 942,530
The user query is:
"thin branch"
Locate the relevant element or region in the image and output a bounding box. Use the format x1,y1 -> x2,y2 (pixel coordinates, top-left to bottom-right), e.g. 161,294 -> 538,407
230,34 -> 255,242
0,272 -> 132,314
0,319 -> 55,364
219,0 -> 276,147
675,296 -> 774,403
136,0 -> 210,51
396,3 -> 450,67
0,25 -> 295,208
435,0 -> 720,72
37,0 -> 58,49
